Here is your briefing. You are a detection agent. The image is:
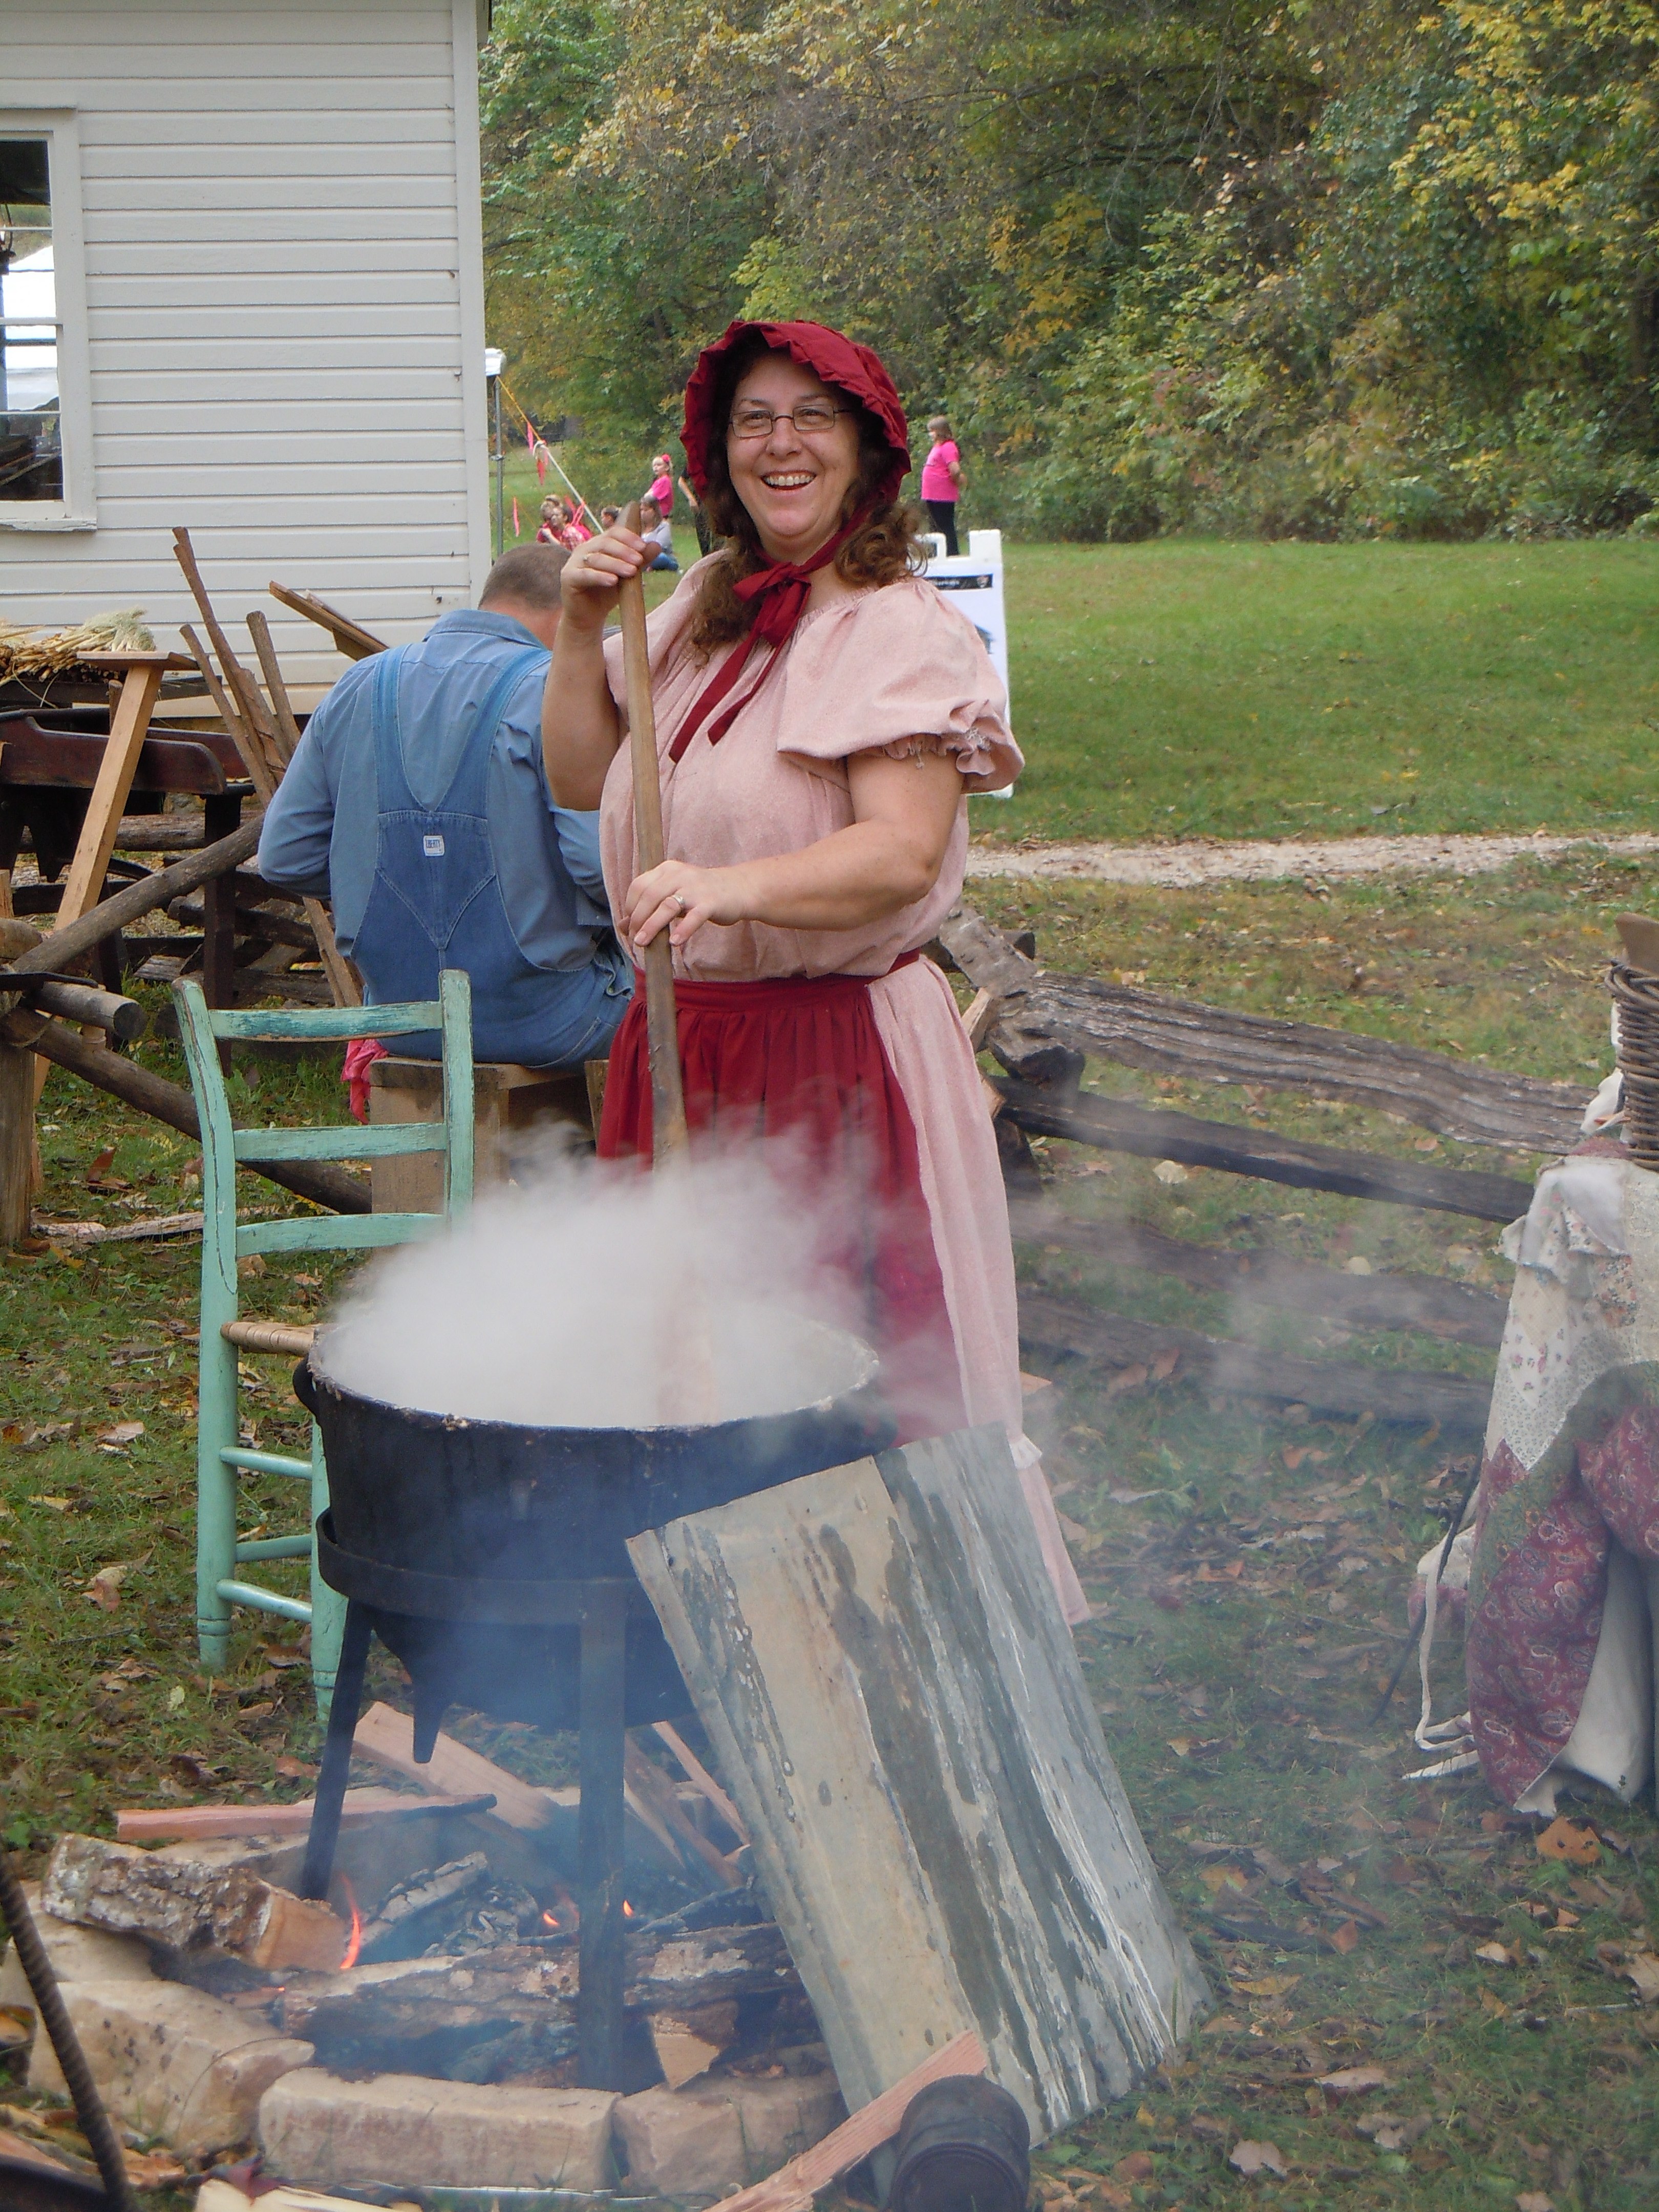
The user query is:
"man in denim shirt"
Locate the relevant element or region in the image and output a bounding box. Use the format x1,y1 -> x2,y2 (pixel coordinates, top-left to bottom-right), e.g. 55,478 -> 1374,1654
259,545 -> 632,1068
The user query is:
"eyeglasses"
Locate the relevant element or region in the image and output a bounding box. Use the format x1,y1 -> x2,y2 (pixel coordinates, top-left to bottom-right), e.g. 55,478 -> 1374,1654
728,401 -> 852,440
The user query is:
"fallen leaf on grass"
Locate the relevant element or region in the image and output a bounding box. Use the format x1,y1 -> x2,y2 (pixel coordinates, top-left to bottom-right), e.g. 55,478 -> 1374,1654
169,1753 -> 220,1786
97,1420 -> 145,1449
84,1146 -> 116,1186
1475,1942 -> 1516,1967
1200,1863 -> 1251,1894
1196,1559 -> 1245,1581
83,1564 -> 127,1612
273,1753 -> 316,1779
1104,1363 -> 1149,1399
1106,1485 -> 1165,1504
1516,2197 -> 1555,2212
1236,1974 -> 1299,1997
1354,2112 -> 1431,2151
1536,1816 -> 1601,1866
1621,1951 -> 1659,2003
1154,1160 -> 1188,1184
1318,2065 -> 1390,2099
237,1700 -> 276,1722
1328,1918 -> 1361,1954
1229,2140 -> 1287,2177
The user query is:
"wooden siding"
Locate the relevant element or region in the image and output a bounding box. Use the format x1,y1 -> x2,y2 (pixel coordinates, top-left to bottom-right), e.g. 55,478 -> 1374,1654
1,0 -> 491,681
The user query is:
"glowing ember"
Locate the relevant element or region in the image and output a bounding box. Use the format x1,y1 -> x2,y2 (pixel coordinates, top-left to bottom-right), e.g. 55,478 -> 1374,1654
542,1909 -> 561,1930
623,1900 -> 635,1918
338,1876 -> 363,1970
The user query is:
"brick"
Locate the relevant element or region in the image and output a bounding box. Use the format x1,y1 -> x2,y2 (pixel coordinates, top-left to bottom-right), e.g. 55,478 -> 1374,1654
258,2069 -> 619,2193
28,1981 -> 313,2156
614,2070 -> 845,2196
0,1884 -> 154,2019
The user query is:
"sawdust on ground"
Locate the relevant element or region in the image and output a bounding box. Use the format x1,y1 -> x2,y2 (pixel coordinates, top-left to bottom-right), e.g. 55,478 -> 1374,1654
966,830 -> 1659,888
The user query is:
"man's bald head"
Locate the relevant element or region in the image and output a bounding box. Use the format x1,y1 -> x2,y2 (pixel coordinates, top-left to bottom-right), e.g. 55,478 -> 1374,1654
478,543 -> 568,648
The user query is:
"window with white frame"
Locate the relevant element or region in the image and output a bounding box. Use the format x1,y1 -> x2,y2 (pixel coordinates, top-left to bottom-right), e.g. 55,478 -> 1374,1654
1,116 -> 92,526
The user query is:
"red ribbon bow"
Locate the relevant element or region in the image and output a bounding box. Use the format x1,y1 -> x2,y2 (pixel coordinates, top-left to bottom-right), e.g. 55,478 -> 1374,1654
668,504 -> 873,762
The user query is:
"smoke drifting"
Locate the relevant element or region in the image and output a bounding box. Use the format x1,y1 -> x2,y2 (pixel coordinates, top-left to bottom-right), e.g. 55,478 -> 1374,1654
318,1141 -> 876,1429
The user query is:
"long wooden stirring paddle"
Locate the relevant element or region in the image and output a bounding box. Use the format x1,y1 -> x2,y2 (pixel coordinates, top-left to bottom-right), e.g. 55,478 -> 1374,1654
617,504 -> 717,1422
619,501 -> 691,1162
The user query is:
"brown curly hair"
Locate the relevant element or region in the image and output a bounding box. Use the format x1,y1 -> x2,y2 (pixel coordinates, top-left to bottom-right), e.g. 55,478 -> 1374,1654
688,331 -> 924,658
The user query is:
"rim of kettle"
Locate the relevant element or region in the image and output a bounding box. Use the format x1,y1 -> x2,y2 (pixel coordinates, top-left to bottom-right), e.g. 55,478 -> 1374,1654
302,1312 -> 881,1438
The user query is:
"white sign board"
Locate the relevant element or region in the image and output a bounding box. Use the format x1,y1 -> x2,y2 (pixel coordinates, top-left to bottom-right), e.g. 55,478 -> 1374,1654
924,527 -> 1013,797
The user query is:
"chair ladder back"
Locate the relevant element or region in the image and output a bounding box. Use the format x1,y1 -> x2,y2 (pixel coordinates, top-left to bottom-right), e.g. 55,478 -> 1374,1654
172,971 -> 476,1708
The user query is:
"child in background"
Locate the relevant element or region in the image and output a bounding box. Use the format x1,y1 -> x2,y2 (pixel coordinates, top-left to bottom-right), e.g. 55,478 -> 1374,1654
921,415 -> 964,557
639,495 -> 678,571
646,453 -> 674,518
599,504 -> 621,528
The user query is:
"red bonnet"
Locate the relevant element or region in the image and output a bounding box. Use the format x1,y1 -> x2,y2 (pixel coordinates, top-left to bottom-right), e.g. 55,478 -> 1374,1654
679,319 -> 911,503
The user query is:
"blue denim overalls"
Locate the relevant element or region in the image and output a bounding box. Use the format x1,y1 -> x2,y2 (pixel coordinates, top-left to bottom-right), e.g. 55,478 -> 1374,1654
351,644 -> 627,1067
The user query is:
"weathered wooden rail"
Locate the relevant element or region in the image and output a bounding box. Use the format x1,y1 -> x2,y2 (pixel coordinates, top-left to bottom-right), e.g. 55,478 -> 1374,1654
931,904 -> 1543,1427
935,904 -> 1588,1153
994,1078 -> 1535,1223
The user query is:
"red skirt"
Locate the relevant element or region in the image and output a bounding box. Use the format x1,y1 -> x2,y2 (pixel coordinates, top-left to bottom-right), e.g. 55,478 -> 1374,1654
598,967 -> 965,1444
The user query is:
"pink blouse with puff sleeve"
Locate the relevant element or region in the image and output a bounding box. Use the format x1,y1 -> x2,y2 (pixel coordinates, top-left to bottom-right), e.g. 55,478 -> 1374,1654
599,560 -> 1019,981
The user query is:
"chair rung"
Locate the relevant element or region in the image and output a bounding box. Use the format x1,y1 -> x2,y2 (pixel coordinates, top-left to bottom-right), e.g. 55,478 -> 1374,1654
215,1579 -> 312,1625
207,1004 -> 444,1042
223,1320 -> 315,1357
233,1123 -> 448,1164
237,1211 -> 441,1259
236,1535 -> 314,1562
220,1447 -> 313,1478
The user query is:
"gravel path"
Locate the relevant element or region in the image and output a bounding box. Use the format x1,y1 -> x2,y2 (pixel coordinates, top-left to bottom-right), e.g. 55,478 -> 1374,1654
965,831 -> 1659,888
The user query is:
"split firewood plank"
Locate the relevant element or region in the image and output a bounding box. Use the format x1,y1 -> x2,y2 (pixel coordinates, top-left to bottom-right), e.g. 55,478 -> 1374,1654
624,1735 -> 740,1889
653,1720 -> 748,1846
628,1431 -> 1207,2135
935,902 -> 1588,1154
42,1833 -> 345,1969
1009,1203 -> 1507,1346
115,1790 -> 495,1845
1017,1288 -> 1492,1430
268,582 -> 389,661
350,1701 -> 689,1874
351,1702 -> 561,1833
995,1077 -> 1535,1222
705,2031 -> 988,2212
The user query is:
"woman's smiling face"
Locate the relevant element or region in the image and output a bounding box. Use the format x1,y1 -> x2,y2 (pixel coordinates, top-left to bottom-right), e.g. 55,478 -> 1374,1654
725,352 -> 862,563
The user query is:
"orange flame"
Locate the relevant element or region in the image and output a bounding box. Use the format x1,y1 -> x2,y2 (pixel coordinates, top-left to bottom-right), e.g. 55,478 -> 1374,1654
622,1900 -> 635,1918
338,1876 -> 363,1970
542,1909 -> 561,1930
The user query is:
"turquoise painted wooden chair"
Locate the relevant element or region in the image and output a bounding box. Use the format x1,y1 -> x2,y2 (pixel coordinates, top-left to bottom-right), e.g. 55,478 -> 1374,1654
174,971 -> 475,1709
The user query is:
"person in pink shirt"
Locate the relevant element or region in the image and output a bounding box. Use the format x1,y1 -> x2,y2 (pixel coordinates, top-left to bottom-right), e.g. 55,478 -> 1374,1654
645,452 -> 674,518
921,414 -> 963,556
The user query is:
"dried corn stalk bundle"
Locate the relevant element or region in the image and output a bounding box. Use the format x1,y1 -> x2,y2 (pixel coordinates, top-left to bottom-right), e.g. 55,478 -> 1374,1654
0,608 -> 154,681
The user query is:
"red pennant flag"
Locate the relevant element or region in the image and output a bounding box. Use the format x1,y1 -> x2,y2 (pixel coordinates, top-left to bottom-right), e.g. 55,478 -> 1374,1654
535,443 -> 548,484
512,496 -> 521,539
525,414 -> 536,452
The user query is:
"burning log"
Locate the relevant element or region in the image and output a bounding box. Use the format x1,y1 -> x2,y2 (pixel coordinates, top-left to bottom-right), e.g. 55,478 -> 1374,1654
42,1835 -> 346,1972
276,1920 -> 802,2079
355,1852 -> 491,1964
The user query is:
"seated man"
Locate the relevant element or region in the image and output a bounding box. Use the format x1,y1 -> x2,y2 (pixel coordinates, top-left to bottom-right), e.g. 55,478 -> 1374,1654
258,544 -> 631,1069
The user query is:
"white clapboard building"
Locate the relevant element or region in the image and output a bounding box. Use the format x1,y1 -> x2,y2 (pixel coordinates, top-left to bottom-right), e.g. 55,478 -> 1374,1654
2,0 -> 494,678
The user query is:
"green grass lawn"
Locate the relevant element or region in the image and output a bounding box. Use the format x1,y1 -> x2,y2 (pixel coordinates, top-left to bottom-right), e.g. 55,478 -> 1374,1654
4,854 -> 1657,2205
996,539 -> 1659,846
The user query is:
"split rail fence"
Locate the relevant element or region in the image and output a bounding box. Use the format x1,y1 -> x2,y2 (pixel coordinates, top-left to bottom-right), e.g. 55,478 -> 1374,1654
932,904 -> 1584,1434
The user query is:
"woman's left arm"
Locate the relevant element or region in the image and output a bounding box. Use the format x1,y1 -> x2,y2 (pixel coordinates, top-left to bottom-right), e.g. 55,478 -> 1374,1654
626,747 -> 963,949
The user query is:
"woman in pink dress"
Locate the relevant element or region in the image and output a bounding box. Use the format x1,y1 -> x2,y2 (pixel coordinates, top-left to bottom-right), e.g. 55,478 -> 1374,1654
541,318 -> 1083,1625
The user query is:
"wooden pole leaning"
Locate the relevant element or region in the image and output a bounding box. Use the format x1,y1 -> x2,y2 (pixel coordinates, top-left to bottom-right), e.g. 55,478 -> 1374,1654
618,501 -> 690,1163
246,609 -> 361,1008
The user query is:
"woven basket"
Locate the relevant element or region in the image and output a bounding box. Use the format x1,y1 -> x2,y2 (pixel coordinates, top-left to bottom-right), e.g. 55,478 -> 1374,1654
1610,958 -> 1659,1168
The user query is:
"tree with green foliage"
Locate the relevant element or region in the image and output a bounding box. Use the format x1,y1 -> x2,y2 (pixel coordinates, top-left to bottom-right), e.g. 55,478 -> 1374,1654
481,0 -> 1659,538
